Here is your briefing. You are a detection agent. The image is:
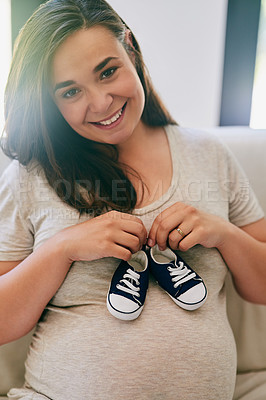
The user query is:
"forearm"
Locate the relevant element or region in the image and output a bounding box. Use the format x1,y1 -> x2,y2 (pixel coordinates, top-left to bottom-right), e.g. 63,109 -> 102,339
0,234 -> 72,345
218,222 -> 266,304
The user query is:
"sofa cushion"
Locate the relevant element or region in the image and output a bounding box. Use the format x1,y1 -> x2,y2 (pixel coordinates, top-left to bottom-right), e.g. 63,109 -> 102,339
233,370 -> 266,400
0,332 -> 33,396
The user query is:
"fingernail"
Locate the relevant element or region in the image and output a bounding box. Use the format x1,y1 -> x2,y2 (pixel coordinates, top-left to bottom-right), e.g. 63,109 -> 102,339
147,238 -> 154,247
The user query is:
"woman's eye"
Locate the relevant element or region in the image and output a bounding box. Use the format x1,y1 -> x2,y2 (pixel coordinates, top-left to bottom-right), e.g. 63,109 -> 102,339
101,67 -> 118,80
62,88 -> 80,99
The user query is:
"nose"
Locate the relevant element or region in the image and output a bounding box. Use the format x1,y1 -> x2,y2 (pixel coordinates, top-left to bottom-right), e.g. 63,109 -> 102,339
85,87 -> 113,116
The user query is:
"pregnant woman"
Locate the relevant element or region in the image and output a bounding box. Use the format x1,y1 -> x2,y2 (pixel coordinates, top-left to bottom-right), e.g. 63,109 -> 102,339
1,0 -> 266,399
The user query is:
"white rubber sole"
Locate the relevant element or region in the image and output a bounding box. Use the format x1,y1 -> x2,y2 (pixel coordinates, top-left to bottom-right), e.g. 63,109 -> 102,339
106,296 -> 143,321
168,291 -> 208,311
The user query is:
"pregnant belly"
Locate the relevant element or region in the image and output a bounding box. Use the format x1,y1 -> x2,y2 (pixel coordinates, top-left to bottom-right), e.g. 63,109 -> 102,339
23,283 -> 236,400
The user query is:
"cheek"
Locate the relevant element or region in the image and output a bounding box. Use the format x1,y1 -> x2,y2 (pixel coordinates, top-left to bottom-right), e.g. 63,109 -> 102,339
58,103 -> 84,126
118,70 -> 144,100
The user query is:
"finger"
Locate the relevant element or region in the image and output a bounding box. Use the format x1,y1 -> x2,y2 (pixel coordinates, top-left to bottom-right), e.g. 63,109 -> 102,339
106,243 -> 132,261
101,211 -> 147,246
155,211 -> 185,250
147,209 -> 176,247
119,219 -> 147,246
148,203 -> 186,247
177,230 -> 201,252
112,231 -> 144,254
155,204 -> 201,249
168,223 -> 192,250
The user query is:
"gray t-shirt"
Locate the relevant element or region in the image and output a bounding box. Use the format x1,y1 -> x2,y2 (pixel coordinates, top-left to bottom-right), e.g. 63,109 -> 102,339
1,126 -> 264,400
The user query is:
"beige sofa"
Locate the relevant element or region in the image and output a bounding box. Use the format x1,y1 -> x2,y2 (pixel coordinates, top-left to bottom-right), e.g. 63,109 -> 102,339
0,126 -> 266,399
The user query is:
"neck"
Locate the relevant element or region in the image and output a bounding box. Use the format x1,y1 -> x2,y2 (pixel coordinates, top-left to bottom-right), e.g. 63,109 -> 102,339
117,121 -> 153,161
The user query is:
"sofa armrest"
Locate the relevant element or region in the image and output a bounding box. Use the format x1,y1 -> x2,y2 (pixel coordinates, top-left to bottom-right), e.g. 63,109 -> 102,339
206,127 -> 266,374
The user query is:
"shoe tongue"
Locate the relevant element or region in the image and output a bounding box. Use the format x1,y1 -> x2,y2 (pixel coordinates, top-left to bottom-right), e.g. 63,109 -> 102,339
168,260 -> 176,268
171,260 -> 184,270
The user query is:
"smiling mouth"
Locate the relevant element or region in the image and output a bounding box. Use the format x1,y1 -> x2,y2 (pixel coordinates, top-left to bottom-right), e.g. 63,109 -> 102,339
90,103 -> 127,126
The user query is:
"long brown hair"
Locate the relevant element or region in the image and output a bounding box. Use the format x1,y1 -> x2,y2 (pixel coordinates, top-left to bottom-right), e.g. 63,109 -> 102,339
2,0 -> 176,215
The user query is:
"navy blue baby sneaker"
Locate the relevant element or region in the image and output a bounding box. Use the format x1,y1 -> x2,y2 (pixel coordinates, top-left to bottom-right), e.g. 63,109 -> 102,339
148,244 -> 207,311
107,249 -> 149,320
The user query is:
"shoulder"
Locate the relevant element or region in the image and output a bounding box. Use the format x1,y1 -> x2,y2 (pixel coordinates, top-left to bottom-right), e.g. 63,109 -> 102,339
0,160 -> 21,194
166,124 -> 225,147
0,159 -> 49,207
1,159 -> 46,184
165,125 -> 229,159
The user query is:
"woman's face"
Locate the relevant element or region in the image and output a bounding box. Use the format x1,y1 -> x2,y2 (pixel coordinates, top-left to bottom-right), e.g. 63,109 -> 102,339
51,26 -> 145,145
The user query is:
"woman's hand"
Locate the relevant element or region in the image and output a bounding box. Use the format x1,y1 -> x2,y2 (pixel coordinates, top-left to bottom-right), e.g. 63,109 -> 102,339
147,202 -> 229,251
57,210 -> 147,263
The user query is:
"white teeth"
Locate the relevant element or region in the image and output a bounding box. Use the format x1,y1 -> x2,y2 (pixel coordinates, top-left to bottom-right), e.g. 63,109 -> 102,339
98,108 -> 123,126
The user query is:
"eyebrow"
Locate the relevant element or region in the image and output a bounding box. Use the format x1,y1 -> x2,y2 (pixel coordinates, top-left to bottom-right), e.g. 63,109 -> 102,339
93,56 -> 119,73
53,56 -> 119,93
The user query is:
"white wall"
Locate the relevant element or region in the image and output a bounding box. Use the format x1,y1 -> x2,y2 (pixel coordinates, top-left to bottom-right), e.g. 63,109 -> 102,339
108,0 -> 228,128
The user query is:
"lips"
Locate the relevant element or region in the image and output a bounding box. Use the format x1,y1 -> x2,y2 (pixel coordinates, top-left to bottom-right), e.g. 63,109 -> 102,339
90,102 -> 127,127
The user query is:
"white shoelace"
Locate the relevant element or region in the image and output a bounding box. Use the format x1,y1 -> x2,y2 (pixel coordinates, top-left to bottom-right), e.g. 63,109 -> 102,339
116,269 -> 141,297
168,261 -> 196,288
